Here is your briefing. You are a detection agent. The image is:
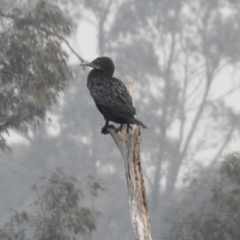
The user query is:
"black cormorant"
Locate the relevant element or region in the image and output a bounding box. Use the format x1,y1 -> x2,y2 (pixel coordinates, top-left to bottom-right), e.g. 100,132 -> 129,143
81,57 -> 147,134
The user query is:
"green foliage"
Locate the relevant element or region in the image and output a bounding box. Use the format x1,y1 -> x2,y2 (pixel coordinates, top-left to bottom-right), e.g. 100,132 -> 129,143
169,153 -> 240,240
0,169 -> 102,240
0,1 -> 73,150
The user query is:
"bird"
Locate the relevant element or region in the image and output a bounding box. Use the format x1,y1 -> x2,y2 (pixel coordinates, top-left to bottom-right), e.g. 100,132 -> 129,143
80,56 -> 147,134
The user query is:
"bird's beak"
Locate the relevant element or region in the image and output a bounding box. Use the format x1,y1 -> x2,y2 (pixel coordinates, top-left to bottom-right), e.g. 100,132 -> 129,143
80,62 -> 95,68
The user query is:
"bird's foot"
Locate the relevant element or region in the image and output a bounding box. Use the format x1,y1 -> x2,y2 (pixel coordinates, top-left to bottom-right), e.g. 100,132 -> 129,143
117,124 -> 123,132
116,124 -> 133,133
127,123 -> 133,133
101,127 -> 109,135
101,125 -> 114,135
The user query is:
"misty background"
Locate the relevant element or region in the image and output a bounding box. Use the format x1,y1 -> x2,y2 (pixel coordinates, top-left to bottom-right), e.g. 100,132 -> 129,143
1,0 -> 240,239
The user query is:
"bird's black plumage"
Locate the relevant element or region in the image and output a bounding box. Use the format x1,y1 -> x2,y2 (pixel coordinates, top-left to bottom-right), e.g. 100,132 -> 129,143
81,57 -> 147,134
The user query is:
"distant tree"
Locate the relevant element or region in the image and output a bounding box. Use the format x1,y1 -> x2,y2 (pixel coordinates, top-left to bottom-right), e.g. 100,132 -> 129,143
0,169 -> 102,240
0,0 -> 83,150
107,1 -> 240,237
68,0 -> 240,237
169,153 -> 240,240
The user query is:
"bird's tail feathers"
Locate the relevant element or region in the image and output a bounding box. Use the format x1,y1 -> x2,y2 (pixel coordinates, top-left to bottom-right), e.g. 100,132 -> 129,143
133,118 -> 147,129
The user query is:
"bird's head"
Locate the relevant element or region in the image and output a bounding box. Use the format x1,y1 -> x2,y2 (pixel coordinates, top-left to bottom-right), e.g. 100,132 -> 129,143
80,57 -> 115,76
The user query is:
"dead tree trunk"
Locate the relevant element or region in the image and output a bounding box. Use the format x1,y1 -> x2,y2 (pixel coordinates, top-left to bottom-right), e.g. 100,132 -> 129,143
108,124 -> 152,240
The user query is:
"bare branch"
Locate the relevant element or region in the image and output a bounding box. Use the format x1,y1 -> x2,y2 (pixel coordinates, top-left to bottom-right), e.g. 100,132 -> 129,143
178,60 -> 188,149
209,83 -> 240,102
108,125 -> 152,240
0,11 -> 16,19
181,73 -> 212,158
187,80 -> 240,113
37,26 -> 85,64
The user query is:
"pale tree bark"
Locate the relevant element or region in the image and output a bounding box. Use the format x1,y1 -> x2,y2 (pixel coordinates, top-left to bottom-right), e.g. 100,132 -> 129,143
107,124 -> 152,240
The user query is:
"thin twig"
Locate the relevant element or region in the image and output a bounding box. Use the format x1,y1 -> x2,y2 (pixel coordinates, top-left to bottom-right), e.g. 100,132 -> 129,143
37,26 -> 85,64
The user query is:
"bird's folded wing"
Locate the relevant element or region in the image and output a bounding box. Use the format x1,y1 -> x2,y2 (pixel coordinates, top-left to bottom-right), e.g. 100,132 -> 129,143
88,77 -> 136,115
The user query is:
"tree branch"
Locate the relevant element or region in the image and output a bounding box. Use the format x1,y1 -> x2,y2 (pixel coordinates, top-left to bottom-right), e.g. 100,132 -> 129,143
0,11 -> 16,19
107,124 -> 152,240
0,10 -> 85,64
37,26 -> 85,64
178,57 -> 188,149
181,77 -> 211,158
212,123 -> 236,164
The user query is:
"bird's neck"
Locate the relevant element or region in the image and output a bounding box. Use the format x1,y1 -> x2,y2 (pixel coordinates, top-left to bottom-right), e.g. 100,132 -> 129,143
88,69 -> 114,79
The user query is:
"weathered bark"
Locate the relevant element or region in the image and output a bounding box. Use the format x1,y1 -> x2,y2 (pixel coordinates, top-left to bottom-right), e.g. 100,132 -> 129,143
108,124 -> 152,240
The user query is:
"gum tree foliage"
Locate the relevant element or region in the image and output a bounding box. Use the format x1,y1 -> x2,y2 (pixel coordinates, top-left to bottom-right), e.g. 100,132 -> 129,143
169,153 -> 240,240
0,169 -> 102,240
0,0 -> 73,150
